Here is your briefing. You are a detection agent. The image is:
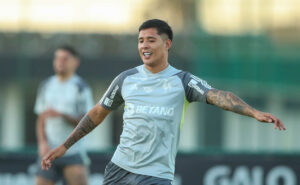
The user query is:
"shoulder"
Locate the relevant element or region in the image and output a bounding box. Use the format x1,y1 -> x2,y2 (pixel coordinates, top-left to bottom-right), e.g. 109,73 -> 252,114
175,71 -> 212,89
175,71 -> 206,82
174,70 -> 190,80
113,67 -> 139,84
119,67 -> 139,79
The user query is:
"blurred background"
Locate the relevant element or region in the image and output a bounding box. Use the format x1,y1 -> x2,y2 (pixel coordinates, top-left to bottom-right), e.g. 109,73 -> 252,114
0,0 -> 299,184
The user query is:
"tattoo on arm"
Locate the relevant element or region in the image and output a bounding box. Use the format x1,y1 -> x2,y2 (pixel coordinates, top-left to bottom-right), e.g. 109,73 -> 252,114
63,115 -> 97,149
206,89 -> 256,117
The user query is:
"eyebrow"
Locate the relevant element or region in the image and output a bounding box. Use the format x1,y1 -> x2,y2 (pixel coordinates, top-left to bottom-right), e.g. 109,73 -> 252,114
138,36 -> 157,40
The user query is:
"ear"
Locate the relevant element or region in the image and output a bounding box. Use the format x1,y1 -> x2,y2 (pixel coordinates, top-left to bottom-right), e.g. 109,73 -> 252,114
165,39 -> 172,50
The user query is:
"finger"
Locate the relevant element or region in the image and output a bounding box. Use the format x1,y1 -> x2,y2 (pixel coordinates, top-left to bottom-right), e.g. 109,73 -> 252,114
41,159 -> 47,170
41,152 -> 54,170
44,153 -> 54,164
41,158 -> 52,170
266,114 -> 275,123
41,154 -> 48,170
273,118 -> 280,130
45,162 -> 51,170
41,156 -> 49,170
278,119 -> 286,130
275,123 -> 281,130
268,114 -> 284,131
261,114 -> 276,128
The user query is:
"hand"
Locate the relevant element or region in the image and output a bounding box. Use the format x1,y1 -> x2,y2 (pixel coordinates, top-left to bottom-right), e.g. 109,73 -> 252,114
44,109 -> 62,118
41,145 -> 67,170
253,111 -> 286,131
38,142 -> 50,158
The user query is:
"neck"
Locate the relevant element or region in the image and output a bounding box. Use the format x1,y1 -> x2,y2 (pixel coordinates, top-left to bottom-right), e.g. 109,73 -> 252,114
145,61 -> 169,74
57,73 -> 73,81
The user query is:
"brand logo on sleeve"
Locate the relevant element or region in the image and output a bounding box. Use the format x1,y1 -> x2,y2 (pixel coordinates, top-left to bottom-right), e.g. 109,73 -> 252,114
104,97 -> 113,107
191,75 -> 212,89
188,79 -> 204,95
110,85 -> 119,99
102,85 -> 119,107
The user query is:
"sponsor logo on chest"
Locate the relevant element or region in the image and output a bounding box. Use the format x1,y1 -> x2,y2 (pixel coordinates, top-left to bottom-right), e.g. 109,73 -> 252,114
125,103 -> 174,116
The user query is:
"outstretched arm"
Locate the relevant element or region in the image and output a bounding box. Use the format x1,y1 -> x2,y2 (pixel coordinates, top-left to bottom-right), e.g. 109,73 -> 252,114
41,104 -> 111,170
206,89 -> 286,130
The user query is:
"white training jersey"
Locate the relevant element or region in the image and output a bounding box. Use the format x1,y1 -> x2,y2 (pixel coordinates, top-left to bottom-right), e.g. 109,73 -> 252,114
99,65 -> 213,180
34,74 -> 93,155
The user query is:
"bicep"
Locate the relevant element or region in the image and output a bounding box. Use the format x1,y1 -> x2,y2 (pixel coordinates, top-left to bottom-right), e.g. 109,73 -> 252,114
181,73 -> 213,103
99,75 -> 124,110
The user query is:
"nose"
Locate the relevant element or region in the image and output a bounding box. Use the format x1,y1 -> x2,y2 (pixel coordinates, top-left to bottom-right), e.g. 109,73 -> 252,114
140,42 -> 150,49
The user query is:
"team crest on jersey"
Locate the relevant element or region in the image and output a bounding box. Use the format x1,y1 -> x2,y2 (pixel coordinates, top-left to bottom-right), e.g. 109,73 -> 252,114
162,79 -> 172,91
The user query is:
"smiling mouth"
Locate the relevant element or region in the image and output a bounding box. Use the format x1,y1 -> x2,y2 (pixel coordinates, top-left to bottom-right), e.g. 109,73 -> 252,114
143,52 -> 152,57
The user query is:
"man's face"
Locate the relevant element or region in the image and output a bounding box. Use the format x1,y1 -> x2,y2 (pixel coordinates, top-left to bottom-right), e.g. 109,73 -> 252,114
138,28 -> 171,67
53,49 -> 79,76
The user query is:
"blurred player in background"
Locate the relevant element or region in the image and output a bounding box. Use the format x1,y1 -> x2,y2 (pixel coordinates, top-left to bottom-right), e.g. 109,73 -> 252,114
34,45 -> 93,185
41,20 -> 286,185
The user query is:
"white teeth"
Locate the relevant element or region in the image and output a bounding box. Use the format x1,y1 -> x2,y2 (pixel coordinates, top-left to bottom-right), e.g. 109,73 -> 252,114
144,52 -> 151,56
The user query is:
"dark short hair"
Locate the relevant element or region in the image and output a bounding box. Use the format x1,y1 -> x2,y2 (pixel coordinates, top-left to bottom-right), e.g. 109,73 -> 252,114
139,19 -> 173,41
56,45 -> 79,58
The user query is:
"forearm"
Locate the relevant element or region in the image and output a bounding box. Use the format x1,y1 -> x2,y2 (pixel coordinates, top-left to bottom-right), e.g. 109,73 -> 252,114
63,114 -> 96,149
206,89 -> 257,118
36,115 -> 47,144
63,104 -> 111,149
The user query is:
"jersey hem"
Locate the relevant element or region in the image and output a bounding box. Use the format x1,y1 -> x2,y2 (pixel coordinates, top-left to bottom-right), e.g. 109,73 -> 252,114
111,158 -> 174,181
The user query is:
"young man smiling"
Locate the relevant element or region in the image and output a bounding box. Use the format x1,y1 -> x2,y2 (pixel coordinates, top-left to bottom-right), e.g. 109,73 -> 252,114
41,19 -> 286,185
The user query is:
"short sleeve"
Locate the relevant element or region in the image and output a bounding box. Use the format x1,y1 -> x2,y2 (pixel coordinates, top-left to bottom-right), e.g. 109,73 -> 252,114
177,72 -> 213,103
99,74 -> 124,110
34,81 -> 47,115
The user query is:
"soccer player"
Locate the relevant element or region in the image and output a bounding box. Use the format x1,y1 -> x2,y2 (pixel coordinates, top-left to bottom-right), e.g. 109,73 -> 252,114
41,20 -> 286,185
35,45 -> 93,185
